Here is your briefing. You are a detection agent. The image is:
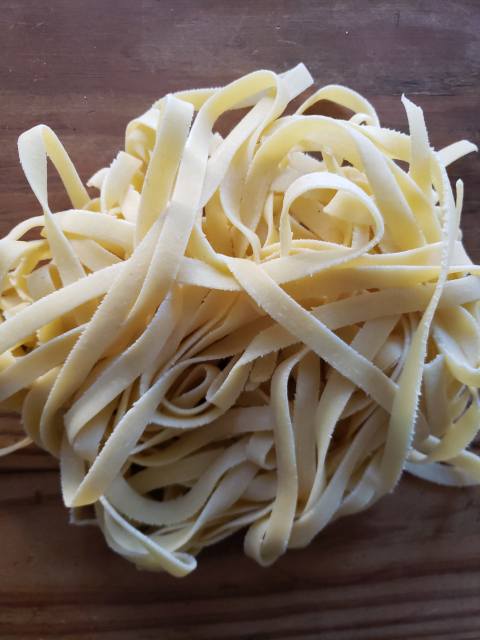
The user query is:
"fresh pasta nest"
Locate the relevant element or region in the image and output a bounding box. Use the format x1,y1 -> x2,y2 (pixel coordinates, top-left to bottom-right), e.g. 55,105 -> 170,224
1,64 -> 480,577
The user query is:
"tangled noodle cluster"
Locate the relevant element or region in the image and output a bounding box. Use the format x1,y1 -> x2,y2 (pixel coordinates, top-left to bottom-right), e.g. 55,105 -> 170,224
1,64 -> 479,576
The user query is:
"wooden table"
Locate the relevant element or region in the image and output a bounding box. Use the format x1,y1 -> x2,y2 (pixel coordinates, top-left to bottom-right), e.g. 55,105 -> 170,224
1,1 -> 480,638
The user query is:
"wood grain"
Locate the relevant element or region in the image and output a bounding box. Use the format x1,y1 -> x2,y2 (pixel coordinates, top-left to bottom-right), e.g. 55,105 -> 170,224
1,1 -> 480,637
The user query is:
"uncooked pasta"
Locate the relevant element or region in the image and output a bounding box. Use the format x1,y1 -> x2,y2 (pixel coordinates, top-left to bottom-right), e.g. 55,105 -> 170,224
1,64 -> 479,576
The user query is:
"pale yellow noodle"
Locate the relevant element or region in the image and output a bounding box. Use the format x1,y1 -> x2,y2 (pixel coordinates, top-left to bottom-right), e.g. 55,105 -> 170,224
1,64 -> 479,577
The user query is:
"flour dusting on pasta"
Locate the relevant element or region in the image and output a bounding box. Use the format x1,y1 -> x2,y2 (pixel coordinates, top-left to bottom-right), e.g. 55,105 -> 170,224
1,64 -> 480,576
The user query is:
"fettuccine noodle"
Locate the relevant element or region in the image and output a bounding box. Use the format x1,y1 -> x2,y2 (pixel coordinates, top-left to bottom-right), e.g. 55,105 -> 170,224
1,64 -> 479,576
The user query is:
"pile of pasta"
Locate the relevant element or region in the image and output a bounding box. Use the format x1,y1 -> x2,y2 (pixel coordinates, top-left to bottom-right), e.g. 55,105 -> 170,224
1,64 -> 480,576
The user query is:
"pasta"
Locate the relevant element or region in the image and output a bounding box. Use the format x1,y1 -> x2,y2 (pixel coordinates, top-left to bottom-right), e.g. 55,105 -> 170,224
1,63 -> 480,576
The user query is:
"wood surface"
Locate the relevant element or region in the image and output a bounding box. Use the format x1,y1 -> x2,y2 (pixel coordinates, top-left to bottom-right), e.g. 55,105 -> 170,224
1,1 -> 480,638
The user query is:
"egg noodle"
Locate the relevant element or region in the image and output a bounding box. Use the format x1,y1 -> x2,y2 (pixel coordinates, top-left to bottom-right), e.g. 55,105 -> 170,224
1,64 -> 480,576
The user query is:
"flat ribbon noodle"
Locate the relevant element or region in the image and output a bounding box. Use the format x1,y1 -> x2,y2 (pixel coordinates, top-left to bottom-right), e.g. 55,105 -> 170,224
1,64 -> 479,576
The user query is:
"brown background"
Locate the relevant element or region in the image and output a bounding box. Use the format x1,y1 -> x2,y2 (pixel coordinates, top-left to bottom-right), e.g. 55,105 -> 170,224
1,1 -> 480,638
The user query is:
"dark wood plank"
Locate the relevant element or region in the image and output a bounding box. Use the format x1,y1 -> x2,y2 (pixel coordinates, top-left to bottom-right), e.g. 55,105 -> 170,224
2,471 -> 480,640
1,0 -> 480,638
